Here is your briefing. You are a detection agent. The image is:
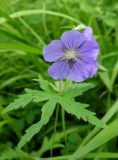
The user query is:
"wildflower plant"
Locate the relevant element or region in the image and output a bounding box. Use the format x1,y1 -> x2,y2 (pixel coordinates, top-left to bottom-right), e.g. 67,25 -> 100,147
3,26 -> 105,151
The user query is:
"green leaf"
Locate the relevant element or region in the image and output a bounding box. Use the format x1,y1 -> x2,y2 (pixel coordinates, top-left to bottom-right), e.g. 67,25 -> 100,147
0,148 -> 30,160
103,99 -> 118,123
38,128 -> 77,156
86,152 -> 118,159
63,83 -> 95,98
0,23 -> 24,39
34,75 -> 52,92
3,92 -> 33,113
25,89 -> 57,104
0,74 -> 32,89
98,64 -> 107,72
111,60 -> 118,87
99,72 -> 112,92
0,9 -> 80,25
59,99 -> 105,127
0,42 -> 40,54
99,60 -> 118,92
3,89 -> 50,113
69,118 -> 118,160
25,88 -> 51,102
18,99 -> 56,149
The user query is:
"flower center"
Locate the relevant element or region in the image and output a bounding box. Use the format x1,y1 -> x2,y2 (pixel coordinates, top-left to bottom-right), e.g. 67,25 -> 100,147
63,50 -> 77,68
68,59 -> 76,68
65,50 -> 76,59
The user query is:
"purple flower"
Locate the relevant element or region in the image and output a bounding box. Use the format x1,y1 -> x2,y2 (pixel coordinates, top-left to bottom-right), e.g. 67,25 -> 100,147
43,27 -> 99,82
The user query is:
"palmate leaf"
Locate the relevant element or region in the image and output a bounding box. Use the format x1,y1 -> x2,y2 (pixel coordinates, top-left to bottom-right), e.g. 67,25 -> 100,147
63,83 -> 95,98
59,99 -> 105,127
18,99 -> 56,149
38,75 -> 50,91
25,88 -> 52,102
3,91 -> 33,113
3,74 -> 105,149
3,89 -> 51,113
34,75 -> 53,92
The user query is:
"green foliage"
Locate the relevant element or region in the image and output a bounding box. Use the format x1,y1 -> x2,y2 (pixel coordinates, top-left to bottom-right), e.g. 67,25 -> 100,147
63,83 -> 95,98
3,89 -> 50,113
69,118 -> 118,160
0,42 -> 40,54
0,148 -> 30,160
38,128 -> 77,156
34,75 -> 53,92
18,99 -> 56,149
3,75 -> 105,149
3,91 -> 33,113
59,99 -> 105,127
0,0 -> 118,159
0,0 -> 11,12
99,60 -> 118,92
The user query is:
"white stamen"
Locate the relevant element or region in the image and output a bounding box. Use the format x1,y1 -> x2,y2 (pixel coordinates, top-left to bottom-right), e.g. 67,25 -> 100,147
65,50 -> 76,59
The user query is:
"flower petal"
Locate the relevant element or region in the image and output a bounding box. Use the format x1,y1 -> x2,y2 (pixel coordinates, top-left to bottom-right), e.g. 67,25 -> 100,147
48,59 -> 69,80
76,40 -> 99,64
69,60 -> 98,82
69,62 -> 85,82
84,27 -> 93,41
61,30 -> 85,50
78,60 -> 98,78
43,40 -> 65,62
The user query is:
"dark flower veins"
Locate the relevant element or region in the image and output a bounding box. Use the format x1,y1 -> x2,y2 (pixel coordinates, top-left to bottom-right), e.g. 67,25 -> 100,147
43,27 -> 99,82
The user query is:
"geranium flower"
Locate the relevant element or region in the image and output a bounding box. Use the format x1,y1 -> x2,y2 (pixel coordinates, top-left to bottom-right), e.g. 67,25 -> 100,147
43,27 -> 99,82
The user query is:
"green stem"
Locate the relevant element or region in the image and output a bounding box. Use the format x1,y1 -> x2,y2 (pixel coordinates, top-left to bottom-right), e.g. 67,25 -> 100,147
61,108 -> 66,132
59,80 -> 68,152
61,107 -> 67,151
51,80 -> 68,156
50,104 -> 59,156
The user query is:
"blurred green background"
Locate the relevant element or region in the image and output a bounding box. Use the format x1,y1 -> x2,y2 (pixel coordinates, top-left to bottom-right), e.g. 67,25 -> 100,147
0,0 -> 118,159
